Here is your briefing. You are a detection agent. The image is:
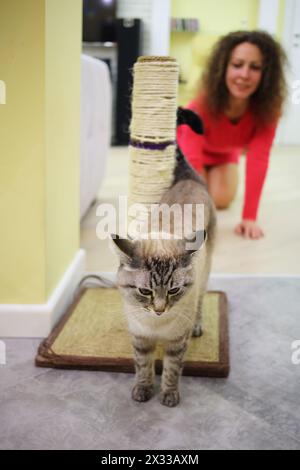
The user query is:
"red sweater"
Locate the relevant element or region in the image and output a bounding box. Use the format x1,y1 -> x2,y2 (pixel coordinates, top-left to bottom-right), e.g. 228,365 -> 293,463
177,99 -> 277,220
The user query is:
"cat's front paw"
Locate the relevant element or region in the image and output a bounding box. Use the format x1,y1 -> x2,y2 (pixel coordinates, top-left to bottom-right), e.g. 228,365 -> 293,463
160,390 -> 180,407
132,384 -> 154,403
192,324 -> 203,337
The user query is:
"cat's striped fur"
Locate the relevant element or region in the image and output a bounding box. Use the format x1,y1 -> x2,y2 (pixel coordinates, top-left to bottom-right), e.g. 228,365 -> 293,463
112,108 -> 216,407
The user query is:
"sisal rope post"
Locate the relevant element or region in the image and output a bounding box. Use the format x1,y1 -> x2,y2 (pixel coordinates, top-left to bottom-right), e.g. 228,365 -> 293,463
128,56 -> 179,233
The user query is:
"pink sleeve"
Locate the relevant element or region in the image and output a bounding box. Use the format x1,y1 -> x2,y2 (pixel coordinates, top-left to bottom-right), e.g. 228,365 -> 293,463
242,122 -> 277,220
176,100 -> 204,172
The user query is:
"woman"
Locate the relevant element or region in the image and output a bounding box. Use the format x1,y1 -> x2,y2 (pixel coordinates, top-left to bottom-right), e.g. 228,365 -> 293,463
177,30 -> 287,239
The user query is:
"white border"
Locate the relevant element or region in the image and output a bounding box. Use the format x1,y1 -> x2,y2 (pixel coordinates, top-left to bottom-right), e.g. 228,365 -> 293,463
0,250 -> 86,338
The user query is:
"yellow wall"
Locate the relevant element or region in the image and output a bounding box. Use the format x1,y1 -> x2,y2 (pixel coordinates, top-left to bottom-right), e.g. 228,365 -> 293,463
45,0 -> 82,299
0,0 -> 46,303
0,0 -> 82,304
277,0 -> 286,40
171,0 -> 260,31
170,0 -> 260,83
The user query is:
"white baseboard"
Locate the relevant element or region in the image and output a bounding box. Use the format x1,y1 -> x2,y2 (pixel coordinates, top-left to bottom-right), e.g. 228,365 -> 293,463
0,250 -> 86,338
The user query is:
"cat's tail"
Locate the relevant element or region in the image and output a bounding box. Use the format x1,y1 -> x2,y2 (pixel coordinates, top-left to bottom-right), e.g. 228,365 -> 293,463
173,107 -> 206,187
176,106 -> 204,134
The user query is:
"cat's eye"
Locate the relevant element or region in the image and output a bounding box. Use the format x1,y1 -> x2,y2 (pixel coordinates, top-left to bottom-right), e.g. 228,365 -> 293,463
168,287 -> 181,295
138,288 -> 152,296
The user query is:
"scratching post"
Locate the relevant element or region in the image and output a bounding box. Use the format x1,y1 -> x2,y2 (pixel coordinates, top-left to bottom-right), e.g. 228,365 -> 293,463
128,56 -> 179,228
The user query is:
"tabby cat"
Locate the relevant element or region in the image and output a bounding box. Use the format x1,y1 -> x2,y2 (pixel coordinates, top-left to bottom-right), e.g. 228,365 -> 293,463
111,108 -> 216,407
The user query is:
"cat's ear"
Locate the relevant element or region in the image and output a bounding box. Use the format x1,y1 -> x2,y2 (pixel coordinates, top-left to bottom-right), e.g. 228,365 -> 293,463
110,234 -> 135,262
184,230 -> 207,254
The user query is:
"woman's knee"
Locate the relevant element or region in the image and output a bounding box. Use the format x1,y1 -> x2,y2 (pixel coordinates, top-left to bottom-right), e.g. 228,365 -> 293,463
206,164 -> 238,209
211,191 -> 234,210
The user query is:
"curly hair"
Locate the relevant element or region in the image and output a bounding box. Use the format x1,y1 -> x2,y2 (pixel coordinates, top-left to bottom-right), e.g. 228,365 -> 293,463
201,30 -> 288,125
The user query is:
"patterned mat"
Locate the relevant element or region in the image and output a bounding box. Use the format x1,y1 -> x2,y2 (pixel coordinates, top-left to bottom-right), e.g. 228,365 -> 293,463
36,287 -> 229,377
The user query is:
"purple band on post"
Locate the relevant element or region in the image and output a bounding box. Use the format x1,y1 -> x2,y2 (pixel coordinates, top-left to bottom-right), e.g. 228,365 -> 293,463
130,139 -> 175,151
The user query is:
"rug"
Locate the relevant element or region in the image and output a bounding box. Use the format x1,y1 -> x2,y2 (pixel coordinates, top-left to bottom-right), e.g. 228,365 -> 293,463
36,287 -> 229,378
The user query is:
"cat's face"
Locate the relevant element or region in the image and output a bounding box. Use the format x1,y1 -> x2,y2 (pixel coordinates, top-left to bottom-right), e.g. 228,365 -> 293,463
117,254 -> 193,315
111,233 -> 205,316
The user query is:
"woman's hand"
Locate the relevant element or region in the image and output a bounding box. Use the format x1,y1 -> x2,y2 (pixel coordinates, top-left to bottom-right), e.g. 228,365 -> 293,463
234,219 -> 265,239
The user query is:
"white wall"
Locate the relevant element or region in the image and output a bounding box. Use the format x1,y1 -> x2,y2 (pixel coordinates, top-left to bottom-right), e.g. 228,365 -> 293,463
117,0 -> 171,56
278,0 -> 300,145
150,0 -> 171,56
258,0 -> 279,34
0,80 -> 6,104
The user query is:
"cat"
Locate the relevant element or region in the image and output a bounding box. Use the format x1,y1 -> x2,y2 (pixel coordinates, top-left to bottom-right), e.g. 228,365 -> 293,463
111,108 -> 217,407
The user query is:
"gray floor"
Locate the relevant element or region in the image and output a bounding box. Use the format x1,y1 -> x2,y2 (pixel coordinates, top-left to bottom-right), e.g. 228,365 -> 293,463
0,277 -> 300,450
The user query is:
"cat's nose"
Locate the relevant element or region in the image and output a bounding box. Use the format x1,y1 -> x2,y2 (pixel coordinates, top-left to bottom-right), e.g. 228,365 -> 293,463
153,296 -> 167,315
155,309 -> 165,316
154,300 -> 167,315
